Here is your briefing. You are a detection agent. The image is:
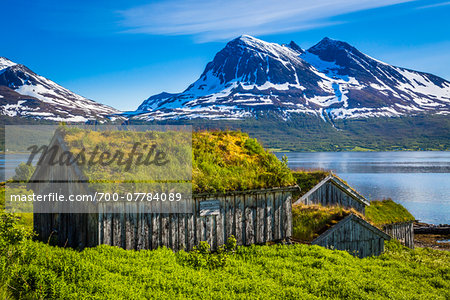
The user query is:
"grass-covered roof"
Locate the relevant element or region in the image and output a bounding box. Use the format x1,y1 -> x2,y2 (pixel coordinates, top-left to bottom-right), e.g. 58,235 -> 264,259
292,203 -> 363,242
57,128 -> 295,194
192,131 -> 294,193
365,199 -> 415,226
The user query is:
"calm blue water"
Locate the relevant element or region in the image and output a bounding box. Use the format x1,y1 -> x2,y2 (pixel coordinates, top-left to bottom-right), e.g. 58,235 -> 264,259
274,151 -> 450,225
2,152 -> 449,224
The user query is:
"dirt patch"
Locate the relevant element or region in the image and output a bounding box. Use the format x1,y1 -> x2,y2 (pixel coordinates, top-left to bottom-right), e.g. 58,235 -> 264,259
414,234 -> 450,251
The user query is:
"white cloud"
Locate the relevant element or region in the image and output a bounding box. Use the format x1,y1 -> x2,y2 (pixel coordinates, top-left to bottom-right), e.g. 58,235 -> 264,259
119,0 -> 414,42
416,1 -> 450,9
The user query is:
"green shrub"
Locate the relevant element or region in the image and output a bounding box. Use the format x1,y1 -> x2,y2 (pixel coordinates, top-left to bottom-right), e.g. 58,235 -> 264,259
0,239 -> 448,299
12,163 -> 35,182
292,170 -> 329,198
0,211 -> 33,250
181,236 -> 237,269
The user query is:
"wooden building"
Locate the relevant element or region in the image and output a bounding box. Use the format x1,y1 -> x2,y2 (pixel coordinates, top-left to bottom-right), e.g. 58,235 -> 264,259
93,187 -> 296,251
294,174 -> 369,214
382,221 -> 414,249
28,130 -> 298,250
312,214 -> 391,258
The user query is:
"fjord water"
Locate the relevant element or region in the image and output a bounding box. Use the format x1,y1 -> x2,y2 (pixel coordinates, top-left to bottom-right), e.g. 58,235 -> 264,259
275,151 -> 450,225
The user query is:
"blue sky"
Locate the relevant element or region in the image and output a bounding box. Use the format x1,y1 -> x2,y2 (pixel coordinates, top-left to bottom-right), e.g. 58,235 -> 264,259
1,0 -> 450,111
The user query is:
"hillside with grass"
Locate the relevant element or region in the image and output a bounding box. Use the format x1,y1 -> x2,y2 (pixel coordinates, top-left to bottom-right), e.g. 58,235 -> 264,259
366,199 -> 416,227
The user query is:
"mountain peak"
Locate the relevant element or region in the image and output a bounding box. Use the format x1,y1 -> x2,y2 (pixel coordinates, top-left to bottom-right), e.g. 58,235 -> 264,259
286,41 -> 304,53
0,57 -> 17,70
310,37 -> 355,53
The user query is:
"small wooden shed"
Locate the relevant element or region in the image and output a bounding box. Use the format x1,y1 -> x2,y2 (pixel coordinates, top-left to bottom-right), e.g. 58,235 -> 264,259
312,214 -> 391,258
294,174 -> 369,214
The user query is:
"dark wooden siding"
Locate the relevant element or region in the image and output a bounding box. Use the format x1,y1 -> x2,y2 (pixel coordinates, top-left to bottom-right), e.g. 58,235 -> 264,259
300,181 -> 366,213
35,187 -> 296,251
312,214 -> 390,258
96,188 -> 294,251
383,222 -> 414,249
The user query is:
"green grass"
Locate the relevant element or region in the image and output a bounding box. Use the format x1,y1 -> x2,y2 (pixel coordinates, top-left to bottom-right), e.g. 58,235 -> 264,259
0,238 -> 449,299
292,170 -> 329,198
192,131 -> 295,193
292,204 -> 364,242
366,199 -> 415,227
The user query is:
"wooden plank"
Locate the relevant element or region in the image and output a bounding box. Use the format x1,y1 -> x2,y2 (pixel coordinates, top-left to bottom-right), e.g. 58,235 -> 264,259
104,210 -> 112,246
234,195 -> 243,246
125,203 -> 135,250
144,205 -> 151,250
98,205 -> 104,245
244,194 -> 255,246
161,212 -> 170,248
178,200 -> 187,251
225,194 -> 234,241
170,211 -> 178,251
256,192 -> 265,244
265,192 -> 274,242
205,214 -> 213,248
216,196 -> 225,248
187,207 -> 195,251
284,193 -> 292,238
112,204 -> 121,247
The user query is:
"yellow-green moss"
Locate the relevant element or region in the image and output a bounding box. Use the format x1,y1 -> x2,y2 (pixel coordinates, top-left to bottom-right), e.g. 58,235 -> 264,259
366,199 -> 415,227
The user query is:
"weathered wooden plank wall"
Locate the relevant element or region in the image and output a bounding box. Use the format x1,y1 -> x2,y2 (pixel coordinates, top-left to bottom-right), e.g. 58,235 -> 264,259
95,187 -> 295,251
312,215 -> 389,258
32,140 -> 97,249
301,182 -> 366,213
383,221 -> 414,249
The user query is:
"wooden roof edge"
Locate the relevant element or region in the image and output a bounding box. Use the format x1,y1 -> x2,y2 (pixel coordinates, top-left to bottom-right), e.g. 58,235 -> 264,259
293,175 -> 333,205
293,174 -> 369,207
311,213 -> 354,245
194,185 -> 300,197
27,130 -> 88,190
311,213 -> 391,245
350,214 -> 391,240
329,175 -> 370,206
380,220 -> 415,227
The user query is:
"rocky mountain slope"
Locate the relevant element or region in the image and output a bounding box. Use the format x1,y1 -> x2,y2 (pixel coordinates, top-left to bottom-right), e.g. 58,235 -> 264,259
132,35 -> 450,121
0,57 -> 119,122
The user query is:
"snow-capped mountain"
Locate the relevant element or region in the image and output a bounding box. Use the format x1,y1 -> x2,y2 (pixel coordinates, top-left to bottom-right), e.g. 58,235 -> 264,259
0,57 -> 120,122
133,35 -> 450,121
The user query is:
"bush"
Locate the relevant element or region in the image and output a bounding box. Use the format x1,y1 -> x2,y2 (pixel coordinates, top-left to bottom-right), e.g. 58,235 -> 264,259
0,211 -> 33,250
181,236 -> 237,269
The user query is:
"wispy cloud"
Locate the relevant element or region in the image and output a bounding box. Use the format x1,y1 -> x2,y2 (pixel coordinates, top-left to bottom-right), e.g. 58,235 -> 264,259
119,0 -> 414,42
416,1 -> 450,9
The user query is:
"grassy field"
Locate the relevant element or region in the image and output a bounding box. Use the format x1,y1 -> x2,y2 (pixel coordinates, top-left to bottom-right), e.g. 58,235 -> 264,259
0,222 -> 449,300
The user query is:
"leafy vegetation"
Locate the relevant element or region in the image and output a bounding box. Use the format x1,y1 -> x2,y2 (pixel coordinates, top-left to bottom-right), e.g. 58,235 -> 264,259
0,219 -> 449,299
180,236 -> 237,270
366,199 -> 416,227
292,170 -> 329,197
